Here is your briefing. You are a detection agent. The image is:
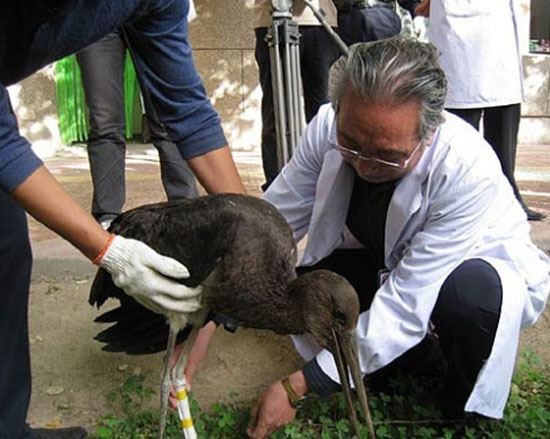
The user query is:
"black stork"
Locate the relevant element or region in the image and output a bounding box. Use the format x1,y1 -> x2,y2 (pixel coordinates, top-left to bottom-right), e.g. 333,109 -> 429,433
89,194 -> 375,439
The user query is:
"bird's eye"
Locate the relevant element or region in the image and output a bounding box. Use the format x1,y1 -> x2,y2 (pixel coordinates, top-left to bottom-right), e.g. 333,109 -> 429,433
332,310 -> 347,325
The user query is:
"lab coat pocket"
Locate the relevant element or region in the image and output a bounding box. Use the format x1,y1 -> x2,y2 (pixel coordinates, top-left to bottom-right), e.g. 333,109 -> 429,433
442,0 -> 493,17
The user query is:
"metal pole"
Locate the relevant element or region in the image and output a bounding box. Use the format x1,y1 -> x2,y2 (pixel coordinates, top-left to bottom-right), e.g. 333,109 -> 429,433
268,0 -> 306,171
302,0 -> 350,56
267,22 -> 290,171
282,21 -> 296,160
267,0 -> 350,171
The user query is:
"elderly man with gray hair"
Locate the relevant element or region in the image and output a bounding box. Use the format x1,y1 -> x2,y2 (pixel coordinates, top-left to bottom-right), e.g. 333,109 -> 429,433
246,38 -> 549,439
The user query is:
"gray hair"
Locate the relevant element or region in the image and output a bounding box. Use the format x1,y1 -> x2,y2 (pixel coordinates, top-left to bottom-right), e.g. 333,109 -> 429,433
328,38 -> 447,142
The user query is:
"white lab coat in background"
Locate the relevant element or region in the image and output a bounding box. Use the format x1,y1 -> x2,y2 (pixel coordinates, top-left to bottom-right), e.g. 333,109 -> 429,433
188,0 -> 197,21
428,0 -> 524,108
263,104 -> 550,418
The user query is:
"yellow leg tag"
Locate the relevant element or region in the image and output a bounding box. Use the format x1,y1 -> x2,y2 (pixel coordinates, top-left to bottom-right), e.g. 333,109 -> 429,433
177,389 -> 188,401
181,418 -> 193,429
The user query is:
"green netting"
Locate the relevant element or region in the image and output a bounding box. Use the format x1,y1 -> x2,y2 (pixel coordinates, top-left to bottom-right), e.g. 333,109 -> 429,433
124,52 -> 139,139
54,56 -> 87,144
54,51 -> 141,145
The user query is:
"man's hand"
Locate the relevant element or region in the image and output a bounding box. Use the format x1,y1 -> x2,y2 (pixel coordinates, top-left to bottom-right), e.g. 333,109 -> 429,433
415,0 -> 430,17
98,235 -> 202,315
168,321 -> 218,408
246,371 -> 307,439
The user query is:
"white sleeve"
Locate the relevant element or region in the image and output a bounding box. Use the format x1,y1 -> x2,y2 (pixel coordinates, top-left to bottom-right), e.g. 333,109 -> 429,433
262,104 -> 335,242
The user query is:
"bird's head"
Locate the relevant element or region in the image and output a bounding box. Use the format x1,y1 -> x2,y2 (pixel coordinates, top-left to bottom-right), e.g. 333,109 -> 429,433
294,269 -> 359,350
291,269 -> 371,435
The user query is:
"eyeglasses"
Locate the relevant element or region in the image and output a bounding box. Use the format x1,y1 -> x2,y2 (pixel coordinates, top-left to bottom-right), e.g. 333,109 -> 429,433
329,121 -> 424,170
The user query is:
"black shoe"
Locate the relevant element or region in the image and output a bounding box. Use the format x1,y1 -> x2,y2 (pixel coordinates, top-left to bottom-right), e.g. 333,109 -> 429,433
525,207 -> 545,221
31,427 -> 88,439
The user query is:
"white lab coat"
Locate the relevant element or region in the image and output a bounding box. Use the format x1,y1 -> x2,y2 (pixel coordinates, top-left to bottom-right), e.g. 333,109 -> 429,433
263,104 -> 550,418
428,0 -> 524,108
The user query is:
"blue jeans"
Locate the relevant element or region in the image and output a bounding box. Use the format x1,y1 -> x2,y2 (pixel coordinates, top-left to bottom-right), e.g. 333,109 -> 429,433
0,190 -> 33,439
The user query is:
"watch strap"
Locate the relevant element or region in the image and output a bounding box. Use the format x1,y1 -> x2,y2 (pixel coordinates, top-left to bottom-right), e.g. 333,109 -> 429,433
281,376 -> 306,409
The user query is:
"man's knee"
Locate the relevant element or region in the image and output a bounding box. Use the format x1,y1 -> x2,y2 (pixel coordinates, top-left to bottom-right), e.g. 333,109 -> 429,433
432,259 -> 502,358
437,259 -> 502,319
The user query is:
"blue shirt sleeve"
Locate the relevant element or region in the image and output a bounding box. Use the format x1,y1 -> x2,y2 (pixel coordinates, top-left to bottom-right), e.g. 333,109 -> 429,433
0,85 -> 43,193
123,0 -> 227,159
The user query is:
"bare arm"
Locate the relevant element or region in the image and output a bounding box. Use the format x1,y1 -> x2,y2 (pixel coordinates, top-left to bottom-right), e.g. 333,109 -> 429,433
187,146 -> 246,194
12,165 -> 110,260
11,146 -> 245,259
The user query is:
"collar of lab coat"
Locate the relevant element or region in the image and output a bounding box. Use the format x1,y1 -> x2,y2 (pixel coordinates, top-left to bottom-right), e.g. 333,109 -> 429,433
384,126 -> 440,263
302,122 -> 441,267
303,149 -> 355,264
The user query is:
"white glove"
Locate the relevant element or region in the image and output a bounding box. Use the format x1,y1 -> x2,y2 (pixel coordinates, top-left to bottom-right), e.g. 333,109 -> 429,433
98,235 -> 202,315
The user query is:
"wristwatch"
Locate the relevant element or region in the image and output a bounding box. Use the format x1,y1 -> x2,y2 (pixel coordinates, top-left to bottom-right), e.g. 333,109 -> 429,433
281,376 -> 306,409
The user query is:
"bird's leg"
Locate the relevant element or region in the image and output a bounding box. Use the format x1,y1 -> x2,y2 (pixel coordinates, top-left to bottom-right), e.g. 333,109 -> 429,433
172,326 -> 201,439
158,324 -> 179,439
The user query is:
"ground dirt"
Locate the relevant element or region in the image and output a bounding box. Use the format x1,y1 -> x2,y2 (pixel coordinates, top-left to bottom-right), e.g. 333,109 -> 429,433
25,145 -> 550,432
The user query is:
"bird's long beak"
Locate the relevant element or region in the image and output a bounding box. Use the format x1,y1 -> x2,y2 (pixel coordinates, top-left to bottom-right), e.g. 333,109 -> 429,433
331,329 -> 376,439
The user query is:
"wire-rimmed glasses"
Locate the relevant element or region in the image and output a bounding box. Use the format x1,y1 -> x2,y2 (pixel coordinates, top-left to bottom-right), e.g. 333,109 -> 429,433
328,120 -> 424,169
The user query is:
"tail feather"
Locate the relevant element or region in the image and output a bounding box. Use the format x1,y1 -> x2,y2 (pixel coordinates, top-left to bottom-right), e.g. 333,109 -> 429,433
95,312 -> 193,354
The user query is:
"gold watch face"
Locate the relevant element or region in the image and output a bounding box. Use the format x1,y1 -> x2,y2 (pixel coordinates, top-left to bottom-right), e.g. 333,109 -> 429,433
293,395 -> 306,409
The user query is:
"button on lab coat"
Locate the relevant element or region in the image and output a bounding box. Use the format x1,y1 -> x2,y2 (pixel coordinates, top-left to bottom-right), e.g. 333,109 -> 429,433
263,104 -> 549,418
428,0 -> 524,108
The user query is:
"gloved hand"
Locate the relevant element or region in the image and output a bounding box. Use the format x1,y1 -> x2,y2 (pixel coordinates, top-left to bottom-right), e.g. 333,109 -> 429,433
96,235 -> 202,315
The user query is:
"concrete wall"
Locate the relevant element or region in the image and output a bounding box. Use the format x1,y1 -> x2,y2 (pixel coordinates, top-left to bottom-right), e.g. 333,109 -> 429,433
189,0 -> 259,151
521,54 -> 550,143
7,0 -> 550,157
8,66 -> 61,158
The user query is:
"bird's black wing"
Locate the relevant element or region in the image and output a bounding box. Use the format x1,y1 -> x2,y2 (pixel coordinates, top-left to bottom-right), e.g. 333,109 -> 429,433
200,195 -> 299,331
89,195 -> 244,354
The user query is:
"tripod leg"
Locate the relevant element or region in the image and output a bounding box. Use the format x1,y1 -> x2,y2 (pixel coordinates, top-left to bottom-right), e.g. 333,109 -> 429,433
268,23 -> 289,171
283,28 -> 295,162
290,42 -> 305,157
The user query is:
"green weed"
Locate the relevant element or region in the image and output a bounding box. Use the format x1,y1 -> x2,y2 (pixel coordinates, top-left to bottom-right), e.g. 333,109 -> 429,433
93,350 -> 549,438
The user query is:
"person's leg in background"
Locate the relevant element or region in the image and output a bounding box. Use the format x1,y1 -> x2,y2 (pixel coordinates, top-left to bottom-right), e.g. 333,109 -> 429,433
76,31 -> 127,227
0,191 -> 33,439
300,26 -> 340,122
140,88 -> 199,200
483,104 -> 544,220
446,107 -> 482,130
254,27 -> 279,191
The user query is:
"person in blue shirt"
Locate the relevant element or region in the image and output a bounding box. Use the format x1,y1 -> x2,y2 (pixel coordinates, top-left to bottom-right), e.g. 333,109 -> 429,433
0,1 -> 244,438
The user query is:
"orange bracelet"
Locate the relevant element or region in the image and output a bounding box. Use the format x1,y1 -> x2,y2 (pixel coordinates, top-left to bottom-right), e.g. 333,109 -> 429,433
92,233 -> 116,265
